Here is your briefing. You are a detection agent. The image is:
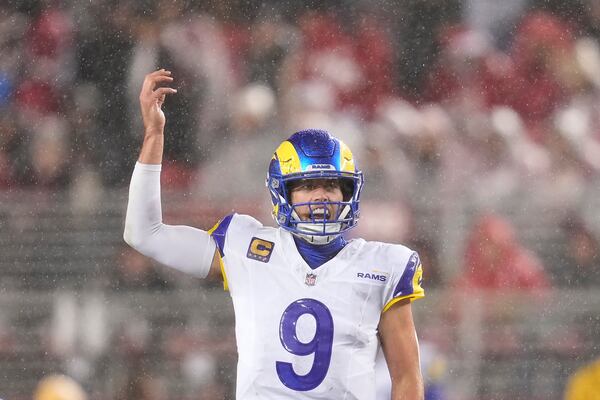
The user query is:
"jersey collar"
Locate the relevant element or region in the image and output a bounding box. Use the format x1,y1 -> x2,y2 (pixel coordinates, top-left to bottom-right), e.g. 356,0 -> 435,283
277,228 -> 364,281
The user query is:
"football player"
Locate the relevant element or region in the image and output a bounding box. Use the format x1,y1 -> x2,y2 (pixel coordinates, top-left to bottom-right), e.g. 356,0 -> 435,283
124,69 -> 425,399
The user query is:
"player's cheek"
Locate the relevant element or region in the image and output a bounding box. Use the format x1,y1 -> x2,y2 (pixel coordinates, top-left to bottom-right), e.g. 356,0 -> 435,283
330,187 -> 343,200
295,204 -> 308,218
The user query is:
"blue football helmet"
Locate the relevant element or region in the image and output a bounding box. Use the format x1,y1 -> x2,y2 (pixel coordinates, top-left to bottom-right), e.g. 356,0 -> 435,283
266,129 -> 364,244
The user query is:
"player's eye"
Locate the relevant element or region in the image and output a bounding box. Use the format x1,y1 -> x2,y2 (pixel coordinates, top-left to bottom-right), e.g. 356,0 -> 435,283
291,180 -> 339,192
290,182 -> 311,191
324,180 -> 340,190
312,181 -> 339,191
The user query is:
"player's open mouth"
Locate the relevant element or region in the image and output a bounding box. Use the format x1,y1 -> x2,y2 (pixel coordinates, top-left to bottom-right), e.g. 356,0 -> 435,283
311,207 -> 330,221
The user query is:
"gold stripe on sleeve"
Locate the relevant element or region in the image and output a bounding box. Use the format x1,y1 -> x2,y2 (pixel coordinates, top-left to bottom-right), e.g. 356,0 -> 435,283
382,292 -> 425,313
217,253 -> 229,292
382,263 -> 425,312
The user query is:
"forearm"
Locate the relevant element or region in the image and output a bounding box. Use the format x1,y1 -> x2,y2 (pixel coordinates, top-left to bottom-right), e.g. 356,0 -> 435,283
380,301 -> 424,400
391,373 -> 424,400
123,162 -> 215,278
138,131 -> 164,165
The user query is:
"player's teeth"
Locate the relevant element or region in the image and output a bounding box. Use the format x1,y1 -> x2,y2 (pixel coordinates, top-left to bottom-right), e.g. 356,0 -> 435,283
313,208 -> 329,219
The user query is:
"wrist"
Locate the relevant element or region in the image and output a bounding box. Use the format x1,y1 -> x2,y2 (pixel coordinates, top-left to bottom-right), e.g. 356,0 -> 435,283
144,127 -> 164,138
139,133 -> 164,164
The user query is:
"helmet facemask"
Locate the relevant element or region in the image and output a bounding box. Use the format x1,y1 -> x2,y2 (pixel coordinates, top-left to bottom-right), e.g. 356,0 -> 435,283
269,172 -> 363,244
290,200 -> 353,244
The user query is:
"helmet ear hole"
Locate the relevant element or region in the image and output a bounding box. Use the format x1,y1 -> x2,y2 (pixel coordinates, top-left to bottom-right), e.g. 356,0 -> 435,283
285,180 -> 300,195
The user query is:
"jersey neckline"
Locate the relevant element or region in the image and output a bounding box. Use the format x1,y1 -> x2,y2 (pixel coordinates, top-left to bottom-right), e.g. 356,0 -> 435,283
277,228 -> 365,282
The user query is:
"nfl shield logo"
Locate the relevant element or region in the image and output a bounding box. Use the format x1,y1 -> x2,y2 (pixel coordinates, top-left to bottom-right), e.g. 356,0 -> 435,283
305,273 -> 317,286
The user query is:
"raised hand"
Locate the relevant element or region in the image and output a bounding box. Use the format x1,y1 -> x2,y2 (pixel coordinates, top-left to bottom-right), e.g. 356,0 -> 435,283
139,69 -> 177,136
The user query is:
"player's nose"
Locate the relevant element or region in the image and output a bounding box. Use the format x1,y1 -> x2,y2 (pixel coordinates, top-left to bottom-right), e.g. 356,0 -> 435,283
310,186 -> 330,202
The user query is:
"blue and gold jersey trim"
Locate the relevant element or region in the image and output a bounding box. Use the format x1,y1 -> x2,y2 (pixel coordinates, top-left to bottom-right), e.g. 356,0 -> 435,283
216,253 -> 229,292
208,214 -> 234,257
208,214 -> 234,291
383,252 -> 425,313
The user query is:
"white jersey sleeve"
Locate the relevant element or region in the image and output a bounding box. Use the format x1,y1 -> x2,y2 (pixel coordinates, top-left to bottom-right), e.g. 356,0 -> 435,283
123,162 -> 216,278
380,245 -> 425,313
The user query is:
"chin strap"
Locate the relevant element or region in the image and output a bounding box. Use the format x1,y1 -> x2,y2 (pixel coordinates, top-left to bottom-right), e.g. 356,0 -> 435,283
293,231 -> 341,245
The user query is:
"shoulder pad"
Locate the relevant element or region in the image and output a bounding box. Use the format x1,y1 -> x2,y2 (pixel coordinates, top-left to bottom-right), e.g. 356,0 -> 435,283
208,213 -> 263,257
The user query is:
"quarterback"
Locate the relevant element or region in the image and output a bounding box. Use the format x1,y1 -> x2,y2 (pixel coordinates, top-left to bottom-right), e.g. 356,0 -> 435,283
124,69 -> 425,399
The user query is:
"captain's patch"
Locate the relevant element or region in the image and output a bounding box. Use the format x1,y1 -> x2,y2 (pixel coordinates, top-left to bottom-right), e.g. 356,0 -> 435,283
246,237 -> 275,263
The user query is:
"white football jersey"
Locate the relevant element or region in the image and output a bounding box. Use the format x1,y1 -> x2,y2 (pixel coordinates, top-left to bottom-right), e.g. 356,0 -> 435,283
209,213 -> 424,400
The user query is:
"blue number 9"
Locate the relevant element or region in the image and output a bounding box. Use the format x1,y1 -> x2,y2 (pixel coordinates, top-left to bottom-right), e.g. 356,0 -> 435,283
276,298 -> 334,391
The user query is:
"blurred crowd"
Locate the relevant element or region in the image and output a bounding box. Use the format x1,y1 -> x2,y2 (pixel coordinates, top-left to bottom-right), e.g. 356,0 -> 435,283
2,0 -> 600,399
0,0 -> 595,190
1,0 -> 599,278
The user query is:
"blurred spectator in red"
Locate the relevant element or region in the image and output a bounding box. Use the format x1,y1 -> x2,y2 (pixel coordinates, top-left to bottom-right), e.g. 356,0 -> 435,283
458,213 -> 550,290
15,77 -> 61,116
508,11 -> 584,138
339,12 -> 397,117
279,11 -> 353,117
26,5 -> 74,66
18,2 -> 75,118
554,214 -> 600,287
280,10 -> 396,119
26,3 -> 75,85
452,213 -> 552,367
423,24 -> 514,109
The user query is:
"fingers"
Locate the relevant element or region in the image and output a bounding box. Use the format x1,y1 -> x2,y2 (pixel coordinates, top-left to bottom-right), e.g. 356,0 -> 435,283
153,87 -> 177,98
141,69 -> 175,97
